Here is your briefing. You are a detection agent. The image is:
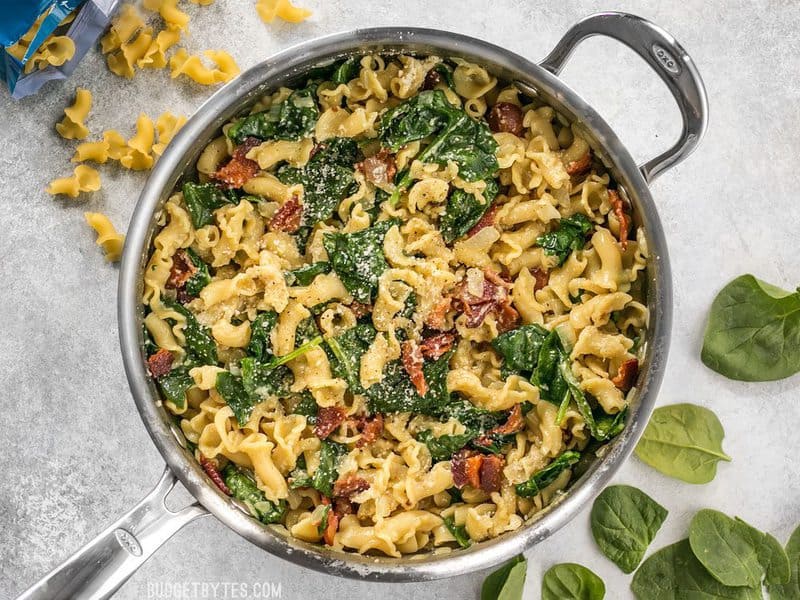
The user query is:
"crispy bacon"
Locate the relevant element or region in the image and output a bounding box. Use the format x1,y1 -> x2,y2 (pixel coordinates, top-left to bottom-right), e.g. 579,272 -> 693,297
608,190 -> 631,249
496,303 -> 520,333
451,449 -> 483,489
452,268 -> 515,329
612,358 -> 639,392
199,454 -> 231,495
565,151 -> 593,176
319,496 -> 339,546
425,297 -> 452,330
355,413 -> 384,448
269,195 -> 303,233
165,249 -> 196,291
357,148 -> 397,186
466,203 -> 499,238
313,406 -> 347,440
147,349 -> 174,378
479,455 -> 505,493
334,497 -> 355,516
419,332 -> 456,360
530,267 -> 549,291
333,474 -> 370,499
401,340 -> 427,397
473,404 -> 524,448
347,301 -> 372,319
213,137 -> 261,188
422,68 -> 442,91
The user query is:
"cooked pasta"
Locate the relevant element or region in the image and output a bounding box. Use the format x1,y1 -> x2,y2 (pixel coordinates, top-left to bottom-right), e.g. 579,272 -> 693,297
141,54 -> 647,557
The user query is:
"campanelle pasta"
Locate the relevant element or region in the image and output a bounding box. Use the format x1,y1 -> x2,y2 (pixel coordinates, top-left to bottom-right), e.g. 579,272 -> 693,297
141,54 -> 648,557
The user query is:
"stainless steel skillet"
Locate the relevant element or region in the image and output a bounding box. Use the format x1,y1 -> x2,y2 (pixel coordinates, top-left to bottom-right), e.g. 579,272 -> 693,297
18,11 -> 707,599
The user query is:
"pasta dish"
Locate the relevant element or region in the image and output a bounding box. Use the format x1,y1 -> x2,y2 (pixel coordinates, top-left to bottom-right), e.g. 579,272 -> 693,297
141,53 -> 648,557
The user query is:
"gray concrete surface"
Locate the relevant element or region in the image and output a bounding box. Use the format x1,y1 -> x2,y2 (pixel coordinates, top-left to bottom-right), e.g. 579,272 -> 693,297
1,1 -> 799,598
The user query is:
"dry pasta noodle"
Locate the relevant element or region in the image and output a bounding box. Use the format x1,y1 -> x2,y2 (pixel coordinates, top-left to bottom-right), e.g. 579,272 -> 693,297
56,88 -> 92,140
141,54 -> 647,557
85,212 -> 125,262
256,0 -> 312,24
46,165 -> 101,198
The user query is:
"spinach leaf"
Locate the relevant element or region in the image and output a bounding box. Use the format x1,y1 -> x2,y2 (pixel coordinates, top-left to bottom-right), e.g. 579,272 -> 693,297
325,323 -> 376,393
312,440 -> 347,497
429,62 -> 455,89
228,85 -> 318,145
182,182 -> 238,229
157,366 -> 193,409
688,509 -> 790,587
285,261 -> 331,286
247,311 -> 278,361
164,300 -> 218,365
332,56 -> 360,84
323,219 -> 397,303
542,563 -> 606,600
241,358 -> 292,399
378,90 -> 499,202
768,524 -> 800,600
443,515 -> 471,548
291,392 -> 318,424
536,214 -> 593,266
278,137 -> 359,225
223,464 -> 286,524
417,429 -> 474,462
631,539 -> 763,600
492,323 -> 550,376
183,248 -> 211,296
440,178 -> 499,243
701,274 -> 800,381
365,349 -> 453,414
515,450 -> 580,497
635,403 -> 731,484
436,398 -> 505,433
590,485 -> 668,574
295,316 -> 321,346
215,371 -> 252,426
481,555 -> 527,600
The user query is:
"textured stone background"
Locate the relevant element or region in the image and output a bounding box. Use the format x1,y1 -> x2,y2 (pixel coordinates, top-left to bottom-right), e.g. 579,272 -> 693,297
1,1 -> 799,598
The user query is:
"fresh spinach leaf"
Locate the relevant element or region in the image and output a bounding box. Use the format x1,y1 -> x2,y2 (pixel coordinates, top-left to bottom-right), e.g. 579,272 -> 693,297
247,311 -> 278,361
325,323 -> 376,393
440,178 -> 499,243
515,450 -> 580,497
183,248 -> 211,296
688,509 -> 790,587
228,85 -> 319,145
223,464 -> 286,524
536,214 -> 593,266
164,300 -> 218,365
631,539 -> 763,600
590,485 -> 668,574
635,403 -> 731,484
542,563 -> 605,600
323,219 -> 397,303
443,515 -> 471,548
701,274 -> 800,381
312,440 -> 347,497
285,261 -> 331,286
768,524 -> 800,600
481,555 -> 527,600
417,429 -> 474,462
492,323 -> 550,376
182,182 -> 238,229
157,366 -> 193,409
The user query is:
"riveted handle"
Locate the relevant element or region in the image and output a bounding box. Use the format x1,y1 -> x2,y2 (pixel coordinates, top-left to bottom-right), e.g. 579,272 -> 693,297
540,12 -> 708,183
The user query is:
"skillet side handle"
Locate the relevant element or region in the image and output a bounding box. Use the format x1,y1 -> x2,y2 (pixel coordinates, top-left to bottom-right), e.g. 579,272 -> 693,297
540,11 -> 708,183
16,466 -> 208,600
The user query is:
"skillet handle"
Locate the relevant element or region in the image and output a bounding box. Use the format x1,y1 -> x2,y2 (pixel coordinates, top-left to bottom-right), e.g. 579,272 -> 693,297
539,11 -> 708,183
16,466 -> 208,600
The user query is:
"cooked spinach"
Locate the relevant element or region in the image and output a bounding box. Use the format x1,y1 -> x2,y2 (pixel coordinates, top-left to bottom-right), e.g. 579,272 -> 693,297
295,316 -> 321,345
492,323 -> 550,376
536,214 -> 593,266
292,392 -> 318,424
515,450 -> 580,497
214,371 -> 252,426
541,563 -> 606,600
768,524 -> 800,600
365,349 -> 453,415
428,62 -> 455,89
440,178 -> 499,243
247,311 -> 278,361
228,85 -> 319,145
157,366 -> 193,409
277,137 -> 360,225
183,248 -> 211,296
332,56 -> 360,84
163,300 -> 218,365
285,261 -> 331,286
443,515 -> 471,548
416,429 -> 474,462
378,90 -> 498,203
182,182 -> 238,229
481,555 -> 527,600
590,485 -> 668,574
701,274 -> 800,381
223,464 -> 286,524
436,398 -> 505,433
241,358 -> 292,399
635,403 -> 731,484
312,440 -> 347,497
323,218 -> 397,303
325,323 -> 376,393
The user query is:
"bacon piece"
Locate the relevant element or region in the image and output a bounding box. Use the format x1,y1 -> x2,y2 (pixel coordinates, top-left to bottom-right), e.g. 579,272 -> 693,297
199,454 -> 231,496
357,148 -> 397,186
422,68 -> 442,91
419,333 -> 456,360
608,190 -> 631,249
565,151 -> 592,176
333,474 -> 370,499
334,497 -> 355,516
425,297 -> 452,331
452,268 -> 513,329
214,137 -> 261,188
496,303 -> 520,333
466,202 -> 499,238
479,455 -> 505,493
401,340 -> 427,397
147,348 -> 174,378
355,413 -> 384,448
269,195 -> 303,233
347,301 -> 372,319
530,267 -> 550,291
318,496 -> 339,546
451,449 -> 483,489
313,406 -> 347,440
473,404 -> 525,448
612,358 -> 639,392
165,249 -> 197,291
